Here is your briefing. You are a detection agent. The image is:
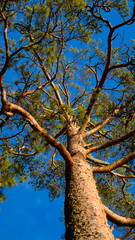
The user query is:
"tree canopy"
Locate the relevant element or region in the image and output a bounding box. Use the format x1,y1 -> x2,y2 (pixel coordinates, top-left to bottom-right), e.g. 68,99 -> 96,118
0,0 -> 135,239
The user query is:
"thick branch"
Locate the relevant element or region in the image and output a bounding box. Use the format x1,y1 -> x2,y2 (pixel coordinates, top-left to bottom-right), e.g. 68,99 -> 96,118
104,205 -> 135,227
88,129 -> 135,153
109,61 -> 135,72
113,6 -> 135,29
83,114 -> 114,138
2,101 -> 72,165
87,154 -> 135,177
83,90 -> 135,140
13,151 -> 36,157
93,152 -> 135,173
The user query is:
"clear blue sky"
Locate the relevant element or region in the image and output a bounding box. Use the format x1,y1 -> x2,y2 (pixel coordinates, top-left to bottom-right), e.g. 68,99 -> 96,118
0,183 -> 65,240
0,2 -> 135,240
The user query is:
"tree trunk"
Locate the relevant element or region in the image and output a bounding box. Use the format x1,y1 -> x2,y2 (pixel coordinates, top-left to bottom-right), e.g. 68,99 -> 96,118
65,124 -> 115,239
65,152 -> 115,239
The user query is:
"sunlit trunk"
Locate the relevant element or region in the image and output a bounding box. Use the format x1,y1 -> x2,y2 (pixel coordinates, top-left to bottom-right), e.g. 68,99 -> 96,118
65,123 -> 115,240
65,152 -> 115,240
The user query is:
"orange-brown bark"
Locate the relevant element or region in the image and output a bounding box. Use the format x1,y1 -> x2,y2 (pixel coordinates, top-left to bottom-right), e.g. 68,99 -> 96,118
65,152 -> 115,240
0,100 -> 73,166
88,129 -> 135,153
93,152 -> 135,173
104,205 -> 135,227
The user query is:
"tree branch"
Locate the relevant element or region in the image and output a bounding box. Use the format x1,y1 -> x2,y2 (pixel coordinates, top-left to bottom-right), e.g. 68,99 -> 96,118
78,26 -> 114,134
3,17 -> 10,59
109,61 -> 135,72
110,171 -> 135,179
16,82 -> 50,105
93,152 -> 135,173
83,114 -> 114,139
121,228 -> 135,240
87,154 -> 135,178
104,205 -> 135,227
13,151 -> 36,157
83,93 -> 135,139
113,6 -> 135,29
31,46 -> 71,122
1,101 -> 72,165
87,129 -> 135,154
78,6 -> 135,135
88,4 -> 112,28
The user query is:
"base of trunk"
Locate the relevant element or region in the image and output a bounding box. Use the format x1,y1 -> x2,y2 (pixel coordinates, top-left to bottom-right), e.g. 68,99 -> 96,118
65,152 -> 115,240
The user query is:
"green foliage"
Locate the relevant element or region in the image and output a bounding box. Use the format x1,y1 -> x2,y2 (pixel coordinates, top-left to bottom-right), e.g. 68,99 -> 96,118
96,173 -> 135,217
64,0 -> 86,10
29,157 -> 65,200
0,1 -> 135,238
62,104 -> 74,116
77,105 -> 87,124
0,150 -> 29,202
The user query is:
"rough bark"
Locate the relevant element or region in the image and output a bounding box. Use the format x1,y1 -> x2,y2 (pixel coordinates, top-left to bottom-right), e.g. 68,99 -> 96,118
65,152 -> 115,240
65,123 -> 115,240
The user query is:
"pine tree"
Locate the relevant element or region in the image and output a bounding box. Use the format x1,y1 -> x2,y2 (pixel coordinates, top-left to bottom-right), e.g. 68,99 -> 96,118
0,1 -> 135,239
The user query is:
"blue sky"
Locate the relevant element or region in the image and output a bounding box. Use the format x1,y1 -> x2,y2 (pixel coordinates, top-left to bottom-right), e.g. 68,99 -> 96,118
0,183 -> 65,240
0,2 -> 135,240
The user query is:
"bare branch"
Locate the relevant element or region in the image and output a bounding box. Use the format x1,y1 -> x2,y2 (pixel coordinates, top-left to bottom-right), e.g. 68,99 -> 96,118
62,71 -> 70,106
87,154 -> 109,166
83,114 -> 113,139
83,85 -> 135,140
50,81 -> 63,106
31,47 -> 71,122
113,6 -> 135,29
88,5 -> 112,28
0,115 -> 10,128
88,129 -> 135,154
0,124 -> 26,140
13,151 -> 36,157
110,172 -> 135,179
93,152 -> 135,173
87,154 -> 135,177
104,205 -> 135,227
0,15 -> 10,102
109,61 -> 135,72
3,18 -> 10,59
